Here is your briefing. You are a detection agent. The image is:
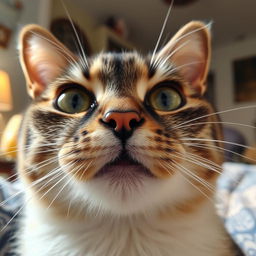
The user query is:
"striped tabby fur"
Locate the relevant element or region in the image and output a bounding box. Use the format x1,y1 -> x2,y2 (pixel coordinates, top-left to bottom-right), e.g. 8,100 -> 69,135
16,21 -> 241,255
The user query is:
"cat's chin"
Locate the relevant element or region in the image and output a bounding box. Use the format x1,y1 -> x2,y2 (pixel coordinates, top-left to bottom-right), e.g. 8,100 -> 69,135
73,170 -> 188,216
71,154 -> 189,216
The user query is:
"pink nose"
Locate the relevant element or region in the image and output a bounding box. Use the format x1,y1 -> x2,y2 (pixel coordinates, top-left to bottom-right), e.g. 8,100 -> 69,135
103,111 -> 141,131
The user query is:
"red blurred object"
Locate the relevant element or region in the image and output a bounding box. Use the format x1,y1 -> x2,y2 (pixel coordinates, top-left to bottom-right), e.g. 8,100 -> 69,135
164,0 -> 198,6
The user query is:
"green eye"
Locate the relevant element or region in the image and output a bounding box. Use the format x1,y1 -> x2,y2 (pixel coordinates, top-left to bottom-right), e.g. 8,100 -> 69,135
148,86 -> 183,111
56,87 -> 93,114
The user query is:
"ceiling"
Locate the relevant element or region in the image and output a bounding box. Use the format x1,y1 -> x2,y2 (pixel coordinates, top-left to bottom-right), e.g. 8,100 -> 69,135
72,0 -> 256,52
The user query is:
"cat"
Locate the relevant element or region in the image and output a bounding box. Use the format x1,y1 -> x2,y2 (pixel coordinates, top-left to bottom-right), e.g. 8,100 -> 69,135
16,20 -> 242,255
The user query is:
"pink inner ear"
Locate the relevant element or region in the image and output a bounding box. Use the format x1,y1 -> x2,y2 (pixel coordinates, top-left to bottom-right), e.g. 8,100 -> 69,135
26,36 -> 68,89
186,63 -> 205,85
175,54 -> 205,86
156,22 -> 210,95
34,61 -> 62,86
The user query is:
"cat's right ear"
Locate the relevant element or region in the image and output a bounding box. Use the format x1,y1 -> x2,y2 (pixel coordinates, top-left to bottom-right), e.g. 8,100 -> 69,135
155,21 -> 211,95
19,25 -> 76,98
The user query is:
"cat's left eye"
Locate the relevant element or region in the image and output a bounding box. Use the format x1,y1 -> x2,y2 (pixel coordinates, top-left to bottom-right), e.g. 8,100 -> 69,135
56,87 -> 93,114
147,86 -> 183,112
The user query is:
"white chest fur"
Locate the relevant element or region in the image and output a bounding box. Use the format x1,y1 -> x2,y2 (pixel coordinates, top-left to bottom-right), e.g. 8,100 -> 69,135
19,200 -> 232,256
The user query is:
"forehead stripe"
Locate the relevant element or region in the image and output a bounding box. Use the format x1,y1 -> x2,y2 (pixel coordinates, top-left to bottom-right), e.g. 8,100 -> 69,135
147,60 -> 157,79
83,67 -> 90,80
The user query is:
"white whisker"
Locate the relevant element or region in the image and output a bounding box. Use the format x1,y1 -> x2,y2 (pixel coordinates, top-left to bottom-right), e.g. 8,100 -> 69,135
0,165 -> 67,232
184,142 -> 255,164
30,31 -> 76,66
173,105 -> 256,130
156,39 -> 191,68
172,156 -> 216,191
163,160 -> 214,202
150,0 -> 174,66
60,0 -> 88,69
174,121 -> 256,131
181,137 -> 254,150
47,162 -> 84,209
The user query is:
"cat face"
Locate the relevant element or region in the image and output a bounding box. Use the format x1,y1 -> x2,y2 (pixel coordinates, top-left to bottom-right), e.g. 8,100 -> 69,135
18,22 -> 223,216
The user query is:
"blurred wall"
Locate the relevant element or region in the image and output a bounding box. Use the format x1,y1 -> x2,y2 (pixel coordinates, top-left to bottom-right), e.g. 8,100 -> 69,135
51,0 -> 98,53
212,37 -> 256,144
0,0 -> 50,124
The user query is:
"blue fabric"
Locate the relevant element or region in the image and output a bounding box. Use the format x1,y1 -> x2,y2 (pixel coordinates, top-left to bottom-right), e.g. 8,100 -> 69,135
0,163 -> 256,255
0,178 -> 22,256
217,163 -> 256,256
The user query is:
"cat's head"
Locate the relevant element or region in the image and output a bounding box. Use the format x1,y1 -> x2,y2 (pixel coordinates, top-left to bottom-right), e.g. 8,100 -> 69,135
18,21 -> 222,217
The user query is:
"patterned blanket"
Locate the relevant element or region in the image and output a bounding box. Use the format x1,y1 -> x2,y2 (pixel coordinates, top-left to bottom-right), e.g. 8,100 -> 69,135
0,178 -> 22,256
0,163 -> 255,255
217,163 -> 256,255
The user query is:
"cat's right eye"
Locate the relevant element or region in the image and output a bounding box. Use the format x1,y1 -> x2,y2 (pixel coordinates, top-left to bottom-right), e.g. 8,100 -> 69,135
146,85 -> 184,112
56,86 -> 93,114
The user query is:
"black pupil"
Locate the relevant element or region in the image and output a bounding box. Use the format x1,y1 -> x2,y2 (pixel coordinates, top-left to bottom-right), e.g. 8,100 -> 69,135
71,94 -> 80,109
160,92 -> 169,107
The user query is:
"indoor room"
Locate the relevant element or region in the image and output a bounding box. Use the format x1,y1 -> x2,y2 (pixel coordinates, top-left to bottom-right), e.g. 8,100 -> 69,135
0,0 -> 255,255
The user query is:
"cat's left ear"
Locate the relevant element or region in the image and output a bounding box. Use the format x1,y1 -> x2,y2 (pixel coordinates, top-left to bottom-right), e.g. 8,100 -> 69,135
156,21 -> 211,95
19,25 -> 76,98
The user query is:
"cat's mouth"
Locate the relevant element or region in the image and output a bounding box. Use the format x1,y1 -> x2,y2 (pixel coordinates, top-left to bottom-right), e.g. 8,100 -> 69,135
95,151 -> 154,178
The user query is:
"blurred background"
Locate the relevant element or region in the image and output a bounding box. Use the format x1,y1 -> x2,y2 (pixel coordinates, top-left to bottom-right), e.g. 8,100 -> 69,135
0,0 -> 255,175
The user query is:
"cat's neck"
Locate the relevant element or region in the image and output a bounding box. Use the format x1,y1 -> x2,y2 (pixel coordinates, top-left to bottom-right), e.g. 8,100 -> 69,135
21,198 -> 230,256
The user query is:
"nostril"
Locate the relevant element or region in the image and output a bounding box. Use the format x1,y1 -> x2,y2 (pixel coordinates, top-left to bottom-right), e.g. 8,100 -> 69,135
129,118 -> 144,129
129,118 -> 139,129
108,119 -> 117,129
101,117 -> 117,129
